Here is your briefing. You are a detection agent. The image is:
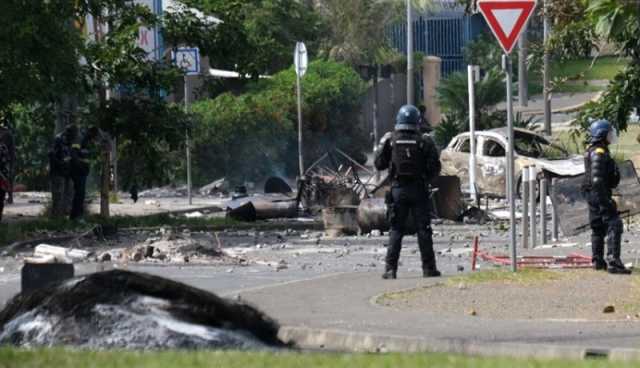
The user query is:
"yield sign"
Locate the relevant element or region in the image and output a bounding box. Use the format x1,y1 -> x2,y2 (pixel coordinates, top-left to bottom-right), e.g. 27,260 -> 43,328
478,0 -> 537,55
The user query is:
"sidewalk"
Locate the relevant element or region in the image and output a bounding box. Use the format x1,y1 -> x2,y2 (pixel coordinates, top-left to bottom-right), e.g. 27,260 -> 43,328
239,271 -> 640,358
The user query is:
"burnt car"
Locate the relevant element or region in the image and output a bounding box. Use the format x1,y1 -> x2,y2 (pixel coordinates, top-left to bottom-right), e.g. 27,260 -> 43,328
441,128 -> 584,197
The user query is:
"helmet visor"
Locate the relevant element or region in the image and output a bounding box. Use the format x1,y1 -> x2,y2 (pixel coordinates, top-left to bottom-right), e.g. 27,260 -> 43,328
607,126 -> 618,145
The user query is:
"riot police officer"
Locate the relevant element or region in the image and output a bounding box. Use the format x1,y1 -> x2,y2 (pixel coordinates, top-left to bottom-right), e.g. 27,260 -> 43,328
374,105 -> 441,279
49,125 -> 77,217
582,119 -> 631,274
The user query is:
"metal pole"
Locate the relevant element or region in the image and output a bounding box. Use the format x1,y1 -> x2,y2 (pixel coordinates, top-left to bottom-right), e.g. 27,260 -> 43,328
468,65 -> 478,203
407,0 -> 414,105
184,75 -> 192,205
522,167 -> 529,249
540,178 -> 548,244
543,0 -> 551,135
297,70 -> 304,177
529,166 -> 537,248
551,178 -> 559,241
518,24 -> 528,108
373,65 -> 380,181
504,55 -> 517,272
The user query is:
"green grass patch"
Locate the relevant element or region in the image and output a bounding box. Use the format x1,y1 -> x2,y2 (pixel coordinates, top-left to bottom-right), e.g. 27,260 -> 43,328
0,348 -> 635,368
552,56 -> 630,81
553,125 -> 640,158
553,83 -> 605,94
447,268 -> 564,286
0,215 -> 241,247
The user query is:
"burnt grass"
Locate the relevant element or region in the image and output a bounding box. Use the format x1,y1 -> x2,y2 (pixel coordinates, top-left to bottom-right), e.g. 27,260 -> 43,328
0,270 -> 288,349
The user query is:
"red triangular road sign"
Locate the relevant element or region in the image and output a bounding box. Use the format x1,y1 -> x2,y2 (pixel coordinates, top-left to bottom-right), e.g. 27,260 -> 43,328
478,0 -> 537,55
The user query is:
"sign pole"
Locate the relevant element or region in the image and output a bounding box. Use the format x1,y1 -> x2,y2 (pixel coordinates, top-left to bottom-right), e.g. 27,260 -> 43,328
468,65 -> 478,204
296,70 -> 304,177
184,75 -> 192,205
504,54 -> 517,272
406,0 -> 414,105
294,42 -> 308,178
478,0 -> 538,273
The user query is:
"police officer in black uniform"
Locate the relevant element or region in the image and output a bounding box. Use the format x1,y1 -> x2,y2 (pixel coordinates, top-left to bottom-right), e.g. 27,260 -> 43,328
69,127 -> 98,221
582,119 -> 631,274
375,105 -> 441,279
49,125 -> 77,217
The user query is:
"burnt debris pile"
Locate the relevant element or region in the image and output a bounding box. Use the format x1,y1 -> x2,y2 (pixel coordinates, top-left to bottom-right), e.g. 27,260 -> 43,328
0,270 -> 286,350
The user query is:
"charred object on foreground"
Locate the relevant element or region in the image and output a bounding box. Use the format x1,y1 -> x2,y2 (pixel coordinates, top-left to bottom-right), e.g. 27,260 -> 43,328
0,270 -> 288,350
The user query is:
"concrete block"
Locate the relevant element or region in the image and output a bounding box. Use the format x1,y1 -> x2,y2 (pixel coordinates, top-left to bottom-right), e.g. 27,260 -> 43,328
21,262 -> 74,293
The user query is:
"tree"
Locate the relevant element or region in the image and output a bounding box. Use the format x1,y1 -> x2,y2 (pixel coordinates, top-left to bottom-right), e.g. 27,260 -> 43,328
575,0 -> 640,134
167,0 -> 324,79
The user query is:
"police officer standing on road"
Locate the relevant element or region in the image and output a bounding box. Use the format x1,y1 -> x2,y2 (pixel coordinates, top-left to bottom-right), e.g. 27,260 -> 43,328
49,124 -> 77,217
374,105 -> 441,279
582,119 -> 631,274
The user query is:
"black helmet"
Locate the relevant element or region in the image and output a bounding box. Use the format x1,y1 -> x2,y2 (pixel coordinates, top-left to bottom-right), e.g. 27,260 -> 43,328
395,105 -> 420,131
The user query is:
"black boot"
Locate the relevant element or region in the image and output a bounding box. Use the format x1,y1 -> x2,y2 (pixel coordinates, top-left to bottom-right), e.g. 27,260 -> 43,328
607,259 -> 632,275
382,268 -> 397,280
593,259 -> 607,271
423,268 -> 441,278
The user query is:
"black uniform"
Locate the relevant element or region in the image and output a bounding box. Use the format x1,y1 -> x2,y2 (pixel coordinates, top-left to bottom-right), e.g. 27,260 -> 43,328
582,143 -> 625,271
375,130 -> 441,277
49,131 -> 75,218
69,131 -> 95,220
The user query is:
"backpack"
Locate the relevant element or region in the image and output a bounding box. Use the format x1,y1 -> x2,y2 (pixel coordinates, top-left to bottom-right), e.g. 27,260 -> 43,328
391,130 -> 425,179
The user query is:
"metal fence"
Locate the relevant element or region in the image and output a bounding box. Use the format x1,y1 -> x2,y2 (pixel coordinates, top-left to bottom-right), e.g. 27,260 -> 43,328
387,13 -> 488,77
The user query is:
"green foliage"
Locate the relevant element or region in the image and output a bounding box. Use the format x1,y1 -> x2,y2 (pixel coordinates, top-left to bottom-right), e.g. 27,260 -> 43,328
433,115 -> 462,148
437,70 -> 505,121
171,0 -> 324,78
190,60 -> 367,185
547,0 -> 598,60
314,0 -> 402,66
587,0 -> 640,62
575,63 -> 640,135
0,1 -> 83,110
7,104 -> 55,190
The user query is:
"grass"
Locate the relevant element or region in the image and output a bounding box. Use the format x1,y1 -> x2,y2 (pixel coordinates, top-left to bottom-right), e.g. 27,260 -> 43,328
446,268 -> 563,286
0,348 -> 635,368
552,56 -> 630,81
553,125 -> 640,158
528,56 -> 629,94
0,215 -> 241,247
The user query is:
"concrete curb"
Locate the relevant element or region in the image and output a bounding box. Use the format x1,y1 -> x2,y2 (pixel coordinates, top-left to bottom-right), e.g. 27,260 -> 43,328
278,325 -> 640,361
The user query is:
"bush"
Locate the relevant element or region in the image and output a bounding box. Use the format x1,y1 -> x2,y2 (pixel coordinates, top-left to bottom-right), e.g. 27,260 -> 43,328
190,60 -> 367,185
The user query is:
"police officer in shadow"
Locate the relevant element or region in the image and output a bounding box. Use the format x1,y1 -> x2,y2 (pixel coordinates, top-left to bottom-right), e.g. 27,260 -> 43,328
582,120 -> 631,274
69,127 -> 98,221
374,105 -> 441,279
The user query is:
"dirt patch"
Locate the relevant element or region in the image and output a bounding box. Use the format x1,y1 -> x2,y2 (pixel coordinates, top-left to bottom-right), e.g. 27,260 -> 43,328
378,270 -> 640,321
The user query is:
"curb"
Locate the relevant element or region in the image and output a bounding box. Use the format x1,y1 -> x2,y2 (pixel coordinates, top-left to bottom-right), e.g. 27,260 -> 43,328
278,325 -> 640,361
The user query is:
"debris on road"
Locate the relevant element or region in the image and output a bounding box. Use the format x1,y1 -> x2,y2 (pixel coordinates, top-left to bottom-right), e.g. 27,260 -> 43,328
0,270 -> 286,349
32,244 -> 92,263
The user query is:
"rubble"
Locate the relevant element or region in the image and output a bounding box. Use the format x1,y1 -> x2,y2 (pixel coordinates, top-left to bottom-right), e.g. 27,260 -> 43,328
226,196 -> 298,222
199,178 -> 228,196
32,244 -> 92,263
0,270 -> 285,349
139,185 -> 188,198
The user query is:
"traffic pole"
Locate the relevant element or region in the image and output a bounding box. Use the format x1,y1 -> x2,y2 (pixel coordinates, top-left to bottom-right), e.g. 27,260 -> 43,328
184,75 -> 192,206
522,167 -> 529,249
468,65 -> 478,203
406,0 -> 414,105
297,68 -> 304,177
543,0 -> 552,135
503,55 -> 517,272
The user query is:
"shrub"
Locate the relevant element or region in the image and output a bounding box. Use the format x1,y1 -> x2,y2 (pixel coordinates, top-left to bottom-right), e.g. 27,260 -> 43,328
190,60 -> 367,185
